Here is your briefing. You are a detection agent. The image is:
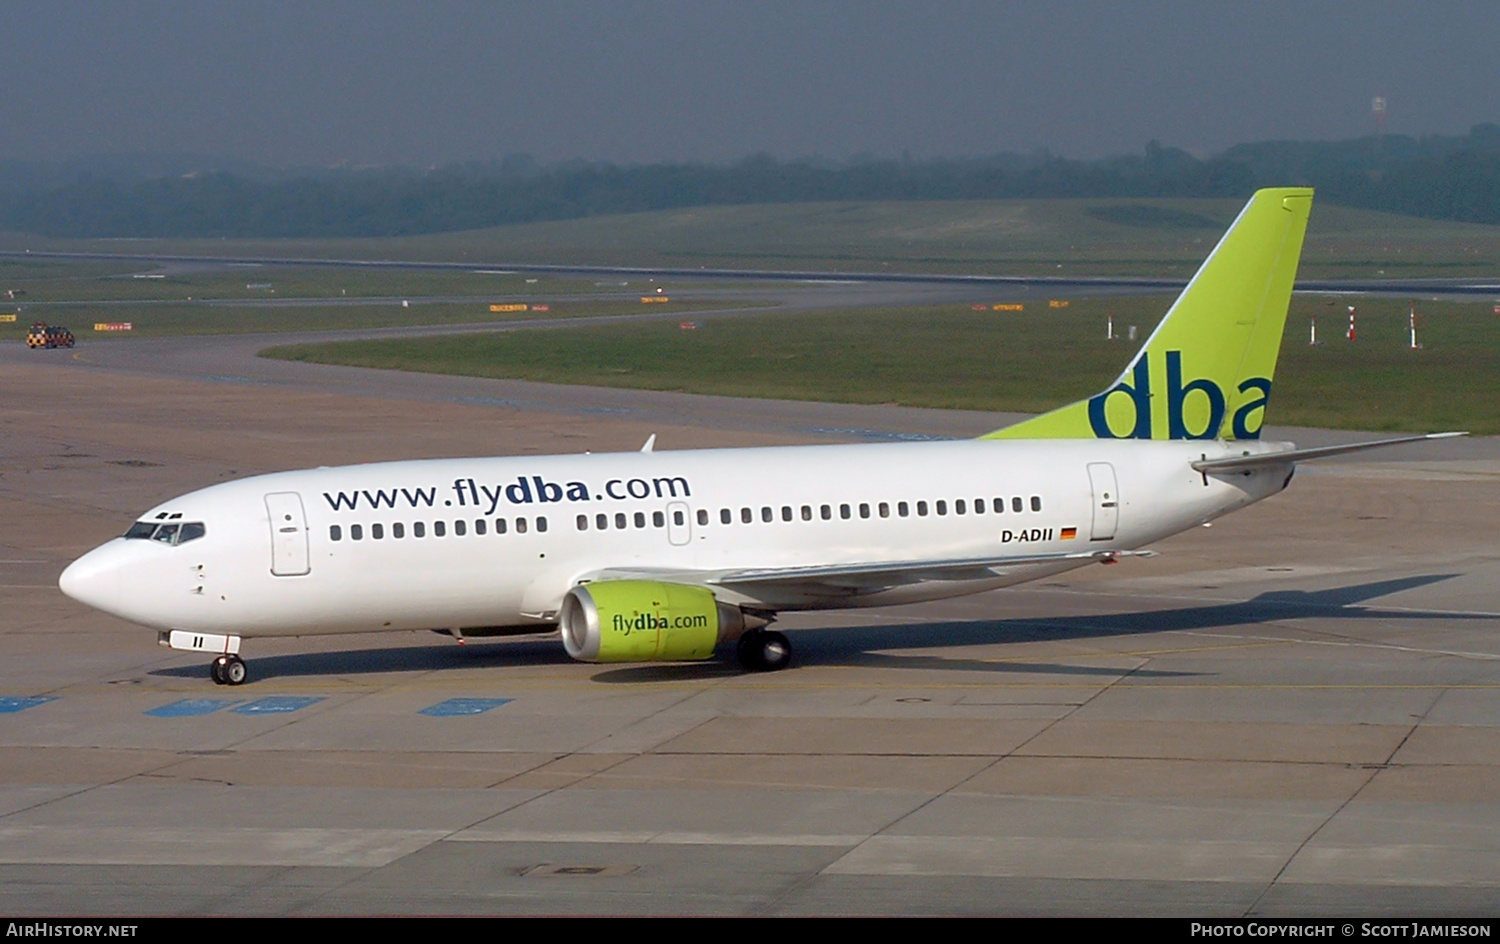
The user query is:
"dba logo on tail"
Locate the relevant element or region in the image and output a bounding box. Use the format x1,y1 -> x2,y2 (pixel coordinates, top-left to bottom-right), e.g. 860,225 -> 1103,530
1087,352 -> 1271,440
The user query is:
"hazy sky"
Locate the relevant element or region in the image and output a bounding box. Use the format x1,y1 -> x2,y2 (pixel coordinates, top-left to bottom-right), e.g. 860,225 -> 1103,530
5,1 -> 1497,167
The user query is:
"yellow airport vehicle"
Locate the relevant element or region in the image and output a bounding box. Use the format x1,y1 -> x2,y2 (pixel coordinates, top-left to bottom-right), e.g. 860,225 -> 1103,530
26,322 -> 75,349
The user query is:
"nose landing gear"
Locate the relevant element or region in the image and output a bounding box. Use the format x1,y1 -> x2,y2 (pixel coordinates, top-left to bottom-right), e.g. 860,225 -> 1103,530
210,654 -> 248,685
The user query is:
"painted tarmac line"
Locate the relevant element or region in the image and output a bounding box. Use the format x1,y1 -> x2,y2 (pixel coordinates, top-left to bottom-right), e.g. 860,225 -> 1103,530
448,829 -> 867,847
145,698 -> 241,717
0,826 -> 446,868
229,696 -> 325,714
419,697 -> 514,716
0,697 -> 57,714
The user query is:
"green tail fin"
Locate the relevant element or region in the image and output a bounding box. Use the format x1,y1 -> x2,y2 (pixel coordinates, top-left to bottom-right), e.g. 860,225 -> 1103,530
983,187 -> 1313,441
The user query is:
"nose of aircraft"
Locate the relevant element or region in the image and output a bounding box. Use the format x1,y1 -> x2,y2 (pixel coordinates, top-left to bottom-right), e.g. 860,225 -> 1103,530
59,541 -> 134,617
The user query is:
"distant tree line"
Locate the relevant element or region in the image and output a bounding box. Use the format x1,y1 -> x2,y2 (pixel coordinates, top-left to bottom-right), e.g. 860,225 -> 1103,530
3,125 -> 1499,238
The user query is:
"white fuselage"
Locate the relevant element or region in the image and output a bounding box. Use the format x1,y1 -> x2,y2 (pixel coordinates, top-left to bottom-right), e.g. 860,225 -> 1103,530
59,437 -> 1292,640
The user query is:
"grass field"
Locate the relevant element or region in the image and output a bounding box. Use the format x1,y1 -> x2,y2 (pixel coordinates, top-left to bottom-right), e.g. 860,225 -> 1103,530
262,294 -> 1500,434
6,197 -> 1500,279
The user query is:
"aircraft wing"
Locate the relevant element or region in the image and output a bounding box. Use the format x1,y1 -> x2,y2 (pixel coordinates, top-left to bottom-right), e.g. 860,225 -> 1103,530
1192,432 -> 1467,474
592,548 -> 1154,598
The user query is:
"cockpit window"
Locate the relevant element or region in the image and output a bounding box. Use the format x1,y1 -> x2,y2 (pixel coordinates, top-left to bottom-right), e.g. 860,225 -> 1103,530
124,521 -> 206,545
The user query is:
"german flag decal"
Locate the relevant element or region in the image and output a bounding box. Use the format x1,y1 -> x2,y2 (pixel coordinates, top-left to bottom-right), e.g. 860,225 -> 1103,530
1060,527 -> 1078,540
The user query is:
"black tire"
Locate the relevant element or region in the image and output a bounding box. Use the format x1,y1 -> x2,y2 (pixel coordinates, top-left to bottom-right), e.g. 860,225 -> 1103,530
210,657 -> 226,685
223,656 -> 247,686
736,630 -> 764,671
738,629 -> 791,672
757,631 -> 792,672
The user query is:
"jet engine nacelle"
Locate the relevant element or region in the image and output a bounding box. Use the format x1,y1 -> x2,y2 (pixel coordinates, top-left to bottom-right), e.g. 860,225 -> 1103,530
560,580 -> 747,663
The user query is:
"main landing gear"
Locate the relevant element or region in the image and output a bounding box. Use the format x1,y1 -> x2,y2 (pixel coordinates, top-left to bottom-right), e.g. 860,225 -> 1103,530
210,654 -> 248,686
736,629 -> 792,672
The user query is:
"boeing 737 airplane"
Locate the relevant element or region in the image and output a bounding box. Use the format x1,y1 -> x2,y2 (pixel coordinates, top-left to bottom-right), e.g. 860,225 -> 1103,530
58,188 -> 1460,685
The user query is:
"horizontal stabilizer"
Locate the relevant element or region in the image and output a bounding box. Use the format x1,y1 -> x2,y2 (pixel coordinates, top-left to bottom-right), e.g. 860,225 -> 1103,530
1191,432 -> 1468,473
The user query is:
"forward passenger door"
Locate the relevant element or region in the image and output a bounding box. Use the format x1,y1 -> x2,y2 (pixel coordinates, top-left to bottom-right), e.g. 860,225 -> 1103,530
265,492 -> 311,576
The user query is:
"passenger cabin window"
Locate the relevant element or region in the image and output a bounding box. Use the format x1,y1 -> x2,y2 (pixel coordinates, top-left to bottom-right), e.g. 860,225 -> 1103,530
577,515 -> 589,531
879,502 -> 889,518
859,503 -> 870,519
414,522 -> 426,537
495,518 -> 508,534
433,521 -> 446,537
698,509 -> 709,526
917,501 -> 928,517
675,510 -> 687,526
898,502 -> 909,517
454,520 -> 466,536
475,519 -> 486,535
350,524 -> 363,541
721,509 -> 732,525
1031,496 -> 1042,512
653,511 -> 665,528
516,518 -> 528,534
537,517 -> 548,532
741,508 -> 752,524
781,506 -> 792,522
761,506 -> 772,523
1012,497 -> 1023,513
372,523 -> 384,539
634,512 -> 646,529
330,525 -> 342,541
994,498 -> 1005,513
839,504 -> 851,520
820,504 -> 831,520
801,505 -> 812,521
393,523 -> 405,538
955,500 -> 966,515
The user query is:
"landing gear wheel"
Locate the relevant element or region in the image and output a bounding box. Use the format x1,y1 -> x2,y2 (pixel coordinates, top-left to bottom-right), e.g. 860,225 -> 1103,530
210,657 -> 226,685
222,655 -> 248,686
737,629 -> 792,672
735,631 -> 758,670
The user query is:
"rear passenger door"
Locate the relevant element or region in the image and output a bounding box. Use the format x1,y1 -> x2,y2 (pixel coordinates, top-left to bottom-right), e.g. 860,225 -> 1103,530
1086,463 -> 1119,541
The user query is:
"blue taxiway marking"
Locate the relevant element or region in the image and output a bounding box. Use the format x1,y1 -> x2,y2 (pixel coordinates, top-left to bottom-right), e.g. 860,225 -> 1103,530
0,697 -> 56,714
230,696 -> 325,715
419,698 -> 513,717
145,699 -> 240,718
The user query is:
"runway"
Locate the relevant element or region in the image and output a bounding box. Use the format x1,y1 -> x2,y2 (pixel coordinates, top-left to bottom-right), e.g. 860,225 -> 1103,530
10,247 -> 1500,297
2,316 -> 1498,914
